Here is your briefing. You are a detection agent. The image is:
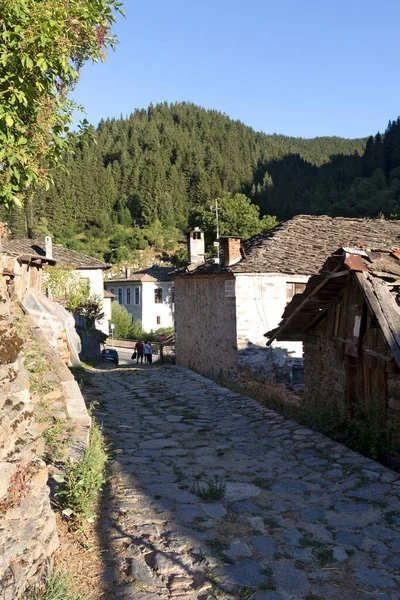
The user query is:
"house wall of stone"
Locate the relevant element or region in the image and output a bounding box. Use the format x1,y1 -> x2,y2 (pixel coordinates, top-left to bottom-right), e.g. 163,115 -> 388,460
303,332 -> 346,409
235,274 -> 308,380
0,289 -> 58,598
174,276 -> 237,379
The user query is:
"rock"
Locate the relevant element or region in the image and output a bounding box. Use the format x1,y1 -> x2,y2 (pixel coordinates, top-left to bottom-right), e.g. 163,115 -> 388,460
127,558 -> 156,587
255,593 -> 283,600
214,560 -> 264,591
139,439 -> 178,449
364,526 -> 395,541
283,528 -> 302,547
200,503 -> 227,518
272,481 -> 307,493
0,463 -> 17,499
335,532 -> 364,548
146,551 -> 189,575
227,540 -> 252,560
272,563 -> 310,594
301,507 -> 326,522
225,482 -> 262,502
333,546 -> 348,562
353,568 -> 395,589
43,389 -> 64,402
251,536 -> 276,559
347,484 -> 391,501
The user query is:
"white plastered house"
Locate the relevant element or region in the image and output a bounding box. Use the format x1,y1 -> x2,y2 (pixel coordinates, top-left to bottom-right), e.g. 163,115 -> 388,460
104,267 -> 174,332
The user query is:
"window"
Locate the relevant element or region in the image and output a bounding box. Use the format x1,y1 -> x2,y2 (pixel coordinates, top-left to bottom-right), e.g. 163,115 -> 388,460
110,288 -> 114,295
135,287 -> 140,305
126,288 -> 131,305
154,288 -> 163,304
118,288 -> 123,304
286,282 -> 306,304
156,316 -> 161,325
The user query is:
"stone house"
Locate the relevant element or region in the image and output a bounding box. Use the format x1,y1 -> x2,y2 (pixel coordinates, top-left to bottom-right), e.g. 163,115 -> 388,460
266,246 -> 400,459
104,267 -> 174,332
171,216 -> 400,381
2,237 -> 111,334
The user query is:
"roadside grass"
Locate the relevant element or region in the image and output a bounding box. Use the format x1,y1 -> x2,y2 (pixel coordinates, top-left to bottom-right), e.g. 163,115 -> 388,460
206,538 -> 234,564
56,412 -> 108,525
30,570 -> 88,600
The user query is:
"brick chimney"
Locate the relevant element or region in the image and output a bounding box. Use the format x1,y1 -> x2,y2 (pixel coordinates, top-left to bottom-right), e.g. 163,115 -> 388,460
187,227 -> 205,264
220,236 -> 242,267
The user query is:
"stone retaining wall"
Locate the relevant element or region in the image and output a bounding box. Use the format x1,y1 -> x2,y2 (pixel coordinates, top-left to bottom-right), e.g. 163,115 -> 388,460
0,300 -> 58,598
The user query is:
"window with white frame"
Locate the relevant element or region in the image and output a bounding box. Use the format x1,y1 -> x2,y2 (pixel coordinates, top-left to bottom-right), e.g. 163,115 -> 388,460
154,288 -> 163,304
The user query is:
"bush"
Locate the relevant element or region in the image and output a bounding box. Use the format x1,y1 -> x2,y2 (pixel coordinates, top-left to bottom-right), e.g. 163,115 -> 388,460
57,418 -> 107,524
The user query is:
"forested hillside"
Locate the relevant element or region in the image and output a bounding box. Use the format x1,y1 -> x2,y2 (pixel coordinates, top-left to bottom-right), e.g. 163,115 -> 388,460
4,102 -> 400,263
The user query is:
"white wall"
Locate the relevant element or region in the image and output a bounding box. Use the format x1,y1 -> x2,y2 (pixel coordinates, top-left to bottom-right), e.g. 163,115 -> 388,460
77,268 -> 108,334
104,281 -> 174,333
235,273 -> 309,375
141,282 -> 174,332
105,283 -> 143,324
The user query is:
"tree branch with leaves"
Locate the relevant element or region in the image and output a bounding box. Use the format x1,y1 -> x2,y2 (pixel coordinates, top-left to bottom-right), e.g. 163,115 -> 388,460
0,0 -> 124,207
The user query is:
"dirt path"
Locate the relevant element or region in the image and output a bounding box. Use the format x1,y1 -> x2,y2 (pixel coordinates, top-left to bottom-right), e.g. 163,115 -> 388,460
82,363 -> 400,600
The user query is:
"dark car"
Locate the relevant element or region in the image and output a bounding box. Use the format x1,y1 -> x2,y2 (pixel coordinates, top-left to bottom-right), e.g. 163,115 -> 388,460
101,348 -> 119,365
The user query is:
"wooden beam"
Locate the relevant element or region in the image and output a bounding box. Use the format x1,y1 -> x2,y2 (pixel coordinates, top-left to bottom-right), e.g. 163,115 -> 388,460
266,263 -> 346,345
355,272 -> 400,368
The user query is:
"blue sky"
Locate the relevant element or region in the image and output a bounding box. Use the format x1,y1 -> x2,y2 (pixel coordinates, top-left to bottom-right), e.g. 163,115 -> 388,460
73,0 -> 400,139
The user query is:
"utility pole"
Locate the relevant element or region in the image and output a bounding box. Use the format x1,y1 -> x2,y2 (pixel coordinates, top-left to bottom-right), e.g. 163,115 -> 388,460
215,198 -> 219,241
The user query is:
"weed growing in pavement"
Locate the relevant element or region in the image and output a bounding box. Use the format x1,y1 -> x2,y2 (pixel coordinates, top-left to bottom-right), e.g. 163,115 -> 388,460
193,476 -> 226,502
252,477 -> 273,489
316,547 -> 333,564
56,412 -> 108,525
30,570 -> 88,600
173,466 -> 185,482
235,587 -> 254,600
206,538 -> 233,564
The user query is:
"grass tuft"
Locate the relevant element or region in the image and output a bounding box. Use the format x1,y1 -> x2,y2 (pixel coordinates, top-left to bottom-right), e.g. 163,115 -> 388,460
31,570 -> 88,600
192,476 -> 226,502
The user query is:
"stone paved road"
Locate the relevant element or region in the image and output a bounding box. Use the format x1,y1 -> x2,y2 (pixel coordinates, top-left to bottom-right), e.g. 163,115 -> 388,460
85,364 -> 400,600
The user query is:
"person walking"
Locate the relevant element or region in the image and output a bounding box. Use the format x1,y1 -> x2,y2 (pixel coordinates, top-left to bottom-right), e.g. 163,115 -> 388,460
144,341 -> 153,364
143,340 -> 150,364
135,339 -> 144,364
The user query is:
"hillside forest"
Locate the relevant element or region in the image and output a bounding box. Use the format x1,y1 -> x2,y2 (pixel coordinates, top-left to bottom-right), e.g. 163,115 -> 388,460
3,103 -> 400,265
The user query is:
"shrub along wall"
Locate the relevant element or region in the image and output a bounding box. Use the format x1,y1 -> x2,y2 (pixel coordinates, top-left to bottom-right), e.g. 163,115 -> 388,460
0,283 -> 58,599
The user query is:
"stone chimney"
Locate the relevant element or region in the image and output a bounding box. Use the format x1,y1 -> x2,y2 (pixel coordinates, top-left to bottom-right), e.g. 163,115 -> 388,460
220,236 -> 242,267
45,236 -> 53,260
187,227 -> 205,264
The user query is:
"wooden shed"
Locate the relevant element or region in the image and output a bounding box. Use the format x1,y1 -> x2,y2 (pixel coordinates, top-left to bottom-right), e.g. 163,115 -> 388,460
266,247 -> 400,457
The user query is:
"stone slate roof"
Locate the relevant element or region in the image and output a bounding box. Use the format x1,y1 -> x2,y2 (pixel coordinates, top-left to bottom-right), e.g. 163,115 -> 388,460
105,267 -> 172,283
266,247 -> 400,367
2,239 -> 108,269
172,215 -> 400,277
103,289 -> 116,298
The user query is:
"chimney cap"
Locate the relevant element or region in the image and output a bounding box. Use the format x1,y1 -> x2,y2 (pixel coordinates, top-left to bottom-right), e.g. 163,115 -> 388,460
219,235 -> 241,239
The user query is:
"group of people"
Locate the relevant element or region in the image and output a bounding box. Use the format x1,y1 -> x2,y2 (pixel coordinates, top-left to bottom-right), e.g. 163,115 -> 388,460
132,340 -> 153,365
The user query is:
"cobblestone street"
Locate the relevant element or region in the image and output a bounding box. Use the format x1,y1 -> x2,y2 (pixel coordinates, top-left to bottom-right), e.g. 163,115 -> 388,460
84,364 -> 400,600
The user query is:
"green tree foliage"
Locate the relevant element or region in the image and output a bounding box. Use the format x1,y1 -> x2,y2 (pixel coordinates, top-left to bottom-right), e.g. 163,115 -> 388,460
189,192 -> 278,249
42,266 -> 104,320
11,104 -> 400,260
21,103 -> 366,251
0,0 -> 123,206
111,301 -> 133,338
